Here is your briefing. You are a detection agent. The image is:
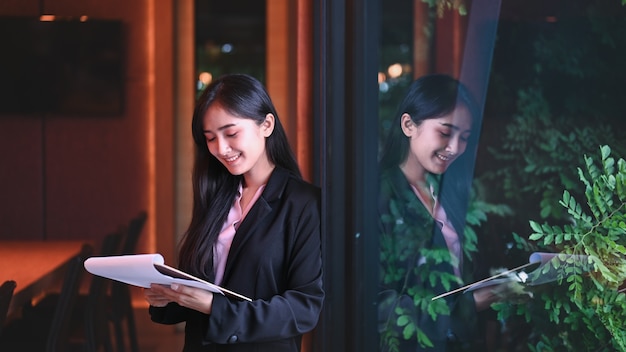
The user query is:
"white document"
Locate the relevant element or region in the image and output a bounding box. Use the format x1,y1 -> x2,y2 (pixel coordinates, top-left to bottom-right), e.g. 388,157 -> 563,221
433,251 -> 594,300
84,253 -> 251,301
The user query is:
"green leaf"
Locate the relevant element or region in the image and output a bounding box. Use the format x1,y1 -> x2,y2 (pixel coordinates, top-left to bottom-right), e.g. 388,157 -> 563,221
529,233 -> 543,241
530,221 -> 543,233
601,145 -> 611,160
397,315 -> 409,327
417,329 -> 434,348
402,321 -> 416,339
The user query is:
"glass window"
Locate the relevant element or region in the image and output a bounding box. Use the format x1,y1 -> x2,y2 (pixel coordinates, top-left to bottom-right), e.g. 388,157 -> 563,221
194,0 -> 266,95
377,1 -> 626,351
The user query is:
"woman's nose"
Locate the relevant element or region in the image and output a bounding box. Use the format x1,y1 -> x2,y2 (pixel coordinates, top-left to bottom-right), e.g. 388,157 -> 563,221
217,137 -> 231,154
447,136 -> 466,155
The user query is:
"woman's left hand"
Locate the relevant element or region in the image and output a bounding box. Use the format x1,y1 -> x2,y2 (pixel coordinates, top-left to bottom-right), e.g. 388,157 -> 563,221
149,283 -> 215,314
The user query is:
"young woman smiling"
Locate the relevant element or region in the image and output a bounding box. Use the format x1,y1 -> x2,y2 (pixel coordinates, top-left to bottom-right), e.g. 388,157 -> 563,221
144,74 -> 324,352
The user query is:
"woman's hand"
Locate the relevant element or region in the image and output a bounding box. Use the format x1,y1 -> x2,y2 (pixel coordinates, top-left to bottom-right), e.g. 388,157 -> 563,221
473,281 -> 533,311
143,284 -> 173,307
472,286 -> 499,312
144,283 -> 215,314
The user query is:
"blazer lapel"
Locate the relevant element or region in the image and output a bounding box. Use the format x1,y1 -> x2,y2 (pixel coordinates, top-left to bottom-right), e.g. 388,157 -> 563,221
221,167 -> 291,283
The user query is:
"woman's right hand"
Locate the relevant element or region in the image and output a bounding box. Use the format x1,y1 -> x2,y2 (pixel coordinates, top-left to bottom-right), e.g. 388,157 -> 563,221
473,286 -> 499,311
143,284 -> 174,307
473,281 -> 533,311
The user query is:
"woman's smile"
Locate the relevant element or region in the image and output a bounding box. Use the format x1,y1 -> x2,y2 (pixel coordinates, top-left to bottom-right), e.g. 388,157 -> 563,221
222,153 -> 241,164
436,152 -> 455,162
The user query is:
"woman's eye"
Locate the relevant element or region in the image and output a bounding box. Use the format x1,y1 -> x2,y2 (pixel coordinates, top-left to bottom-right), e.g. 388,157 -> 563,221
439,131 -> 451,137
206,136 -> 215,142
227,132 -> 238,138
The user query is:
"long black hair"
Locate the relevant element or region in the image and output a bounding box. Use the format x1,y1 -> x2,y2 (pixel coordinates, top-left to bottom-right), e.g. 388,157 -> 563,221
179,74 -> 301,279
379,73 -> 481,236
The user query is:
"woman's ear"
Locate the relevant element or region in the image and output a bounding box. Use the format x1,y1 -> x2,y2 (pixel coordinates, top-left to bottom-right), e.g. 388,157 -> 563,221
400,113 -> 414,137
261,113 -> 275,137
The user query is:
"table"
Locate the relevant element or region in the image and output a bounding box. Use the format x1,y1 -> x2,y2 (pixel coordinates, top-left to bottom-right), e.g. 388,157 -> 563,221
0,240 -> 90,319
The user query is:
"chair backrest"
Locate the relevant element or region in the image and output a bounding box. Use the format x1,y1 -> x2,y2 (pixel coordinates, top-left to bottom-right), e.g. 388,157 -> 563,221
46,244 -> 94,352
0,280 -> 17,337
120,211 -> 147,255
84,232 -> 123,352
109,212 -> 146,352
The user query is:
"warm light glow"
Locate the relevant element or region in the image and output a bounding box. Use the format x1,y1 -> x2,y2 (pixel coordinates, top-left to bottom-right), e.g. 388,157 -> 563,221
79,16 -> 89,22
378,72 -> 386,84
545,16 -> 558,23
198,72 -> 213,85
39,15 -> 56,22
387,63 -> 403,79
402,64 -> 413,76
147,0 -> 157,254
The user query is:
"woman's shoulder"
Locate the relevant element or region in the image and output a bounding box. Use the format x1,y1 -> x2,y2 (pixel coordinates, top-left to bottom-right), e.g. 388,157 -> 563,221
379,166 -> 408,197
268,167 -> 320,202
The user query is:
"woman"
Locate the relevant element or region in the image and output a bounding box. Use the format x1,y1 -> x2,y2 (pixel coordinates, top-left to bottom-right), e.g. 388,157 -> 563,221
145,74 -> 324,352
378,74 -> 499,351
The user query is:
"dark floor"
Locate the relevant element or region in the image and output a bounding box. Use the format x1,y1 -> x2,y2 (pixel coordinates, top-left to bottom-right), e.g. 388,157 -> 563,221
134,305 -> 185,352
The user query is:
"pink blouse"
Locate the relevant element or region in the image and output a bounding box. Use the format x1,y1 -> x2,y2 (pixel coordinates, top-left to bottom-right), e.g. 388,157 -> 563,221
410,184 -> 462,277
213,183 -> 266,285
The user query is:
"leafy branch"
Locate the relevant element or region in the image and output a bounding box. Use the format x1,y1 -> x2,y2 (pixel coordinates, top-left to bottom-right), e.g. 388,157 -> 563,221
495,145 -> 626,351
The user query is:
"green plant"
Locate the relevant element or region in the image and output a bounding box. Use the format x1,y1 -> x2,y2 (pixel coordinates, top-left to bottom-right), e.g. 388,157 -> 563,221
421,0 -> 468,17
482,0 -> 626,229
379,176 -> 510,351
379,182 -> 462,350
484,85 -> 626,222
493,145 -> 626,351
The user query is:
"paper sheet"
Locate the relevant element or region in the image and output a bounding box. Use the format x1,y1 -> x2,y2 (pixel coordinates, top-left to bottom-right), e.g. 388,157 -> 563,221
83,253 -> 252,301
433,251 -> 594,300
525,252 -> 591,286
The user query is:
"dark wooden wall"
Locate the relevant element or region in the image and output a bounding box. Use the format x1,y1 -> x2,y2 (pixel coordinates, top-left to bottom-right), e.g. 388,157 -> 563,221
0,0 -> 164,246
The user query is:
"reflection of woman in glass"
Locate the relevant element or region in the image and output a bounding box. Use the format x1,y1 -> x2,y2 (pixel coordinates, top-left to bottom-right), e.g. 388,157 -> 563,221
378,74 -> 498,351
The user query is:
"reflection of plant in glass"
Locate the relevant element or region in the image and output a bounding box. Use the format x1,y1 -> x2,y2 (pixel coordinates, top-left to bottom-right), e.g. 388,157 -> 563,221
482,1 -> 626,228
379,191 -> 455,350
379,175 -> 510,351
493,145 -> 626,351
485,87 -> 626,222
421,0 -> 467,17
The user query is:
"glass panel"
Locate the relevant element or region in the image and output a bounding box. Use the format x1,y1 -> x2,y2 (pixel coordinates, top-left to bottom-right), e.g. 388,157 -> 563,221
194,0 -> 266,95
377,1 -> 626,351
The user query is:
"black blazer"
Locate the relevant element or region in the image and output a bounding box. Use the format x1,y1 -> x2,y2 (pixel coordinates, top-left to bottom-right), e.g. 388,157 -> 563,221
378,166 -> 478,352
150,167 -> 324,352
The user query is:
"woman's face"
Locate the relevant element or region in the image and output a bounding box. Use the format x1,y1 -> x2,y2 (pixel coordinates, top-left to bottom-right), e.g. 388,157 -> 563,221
401,105 -> 472,176
202,102 -> 275,177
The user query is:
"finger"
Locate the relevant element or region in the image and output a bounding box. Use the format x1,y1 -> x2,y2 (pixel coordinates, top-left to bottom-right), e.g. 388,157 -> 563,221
144,285 -> 177,306
150,283 -> 172,292
171,283 -> 191,295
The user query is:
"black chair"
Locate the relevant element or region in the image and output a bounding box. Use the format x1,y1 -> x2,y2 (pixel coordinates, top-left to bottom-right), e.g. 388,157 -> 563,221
109,211 -> 147,352
64,211 -> 147,352
0,243 -> 94,352
46,244 -> 94,352
120,211 -> 148,256
0,280 -> 17,338
84,233 -> 123,352
67,232 -> 124,352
